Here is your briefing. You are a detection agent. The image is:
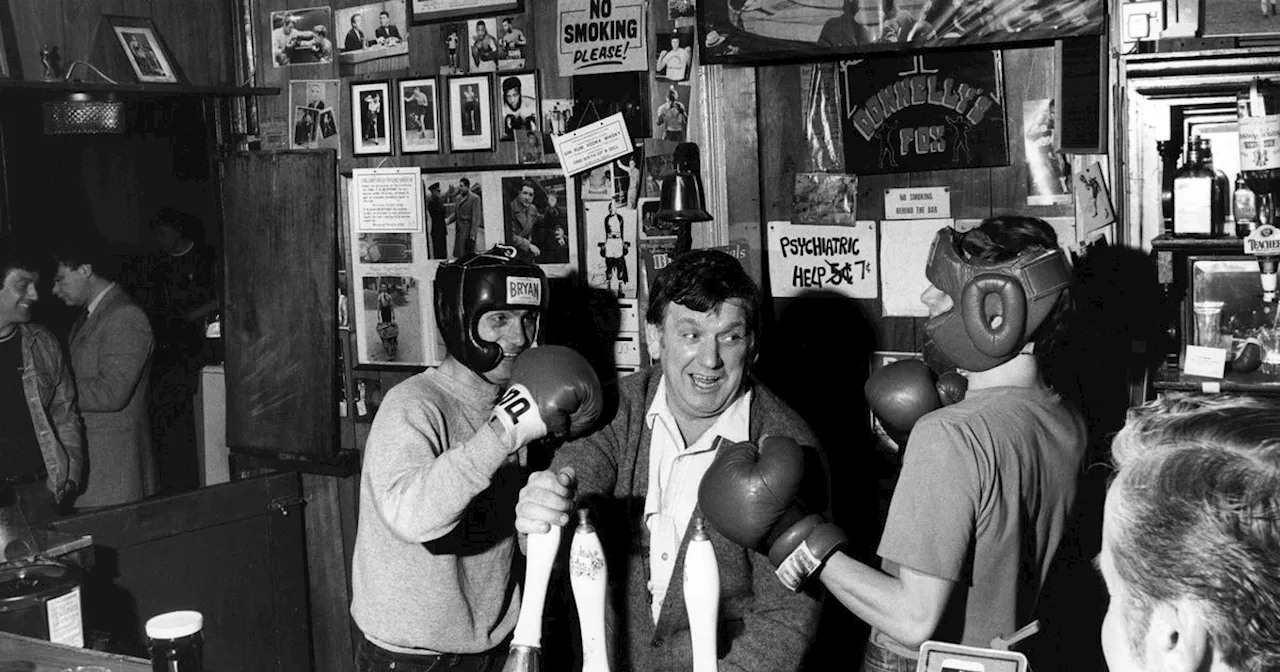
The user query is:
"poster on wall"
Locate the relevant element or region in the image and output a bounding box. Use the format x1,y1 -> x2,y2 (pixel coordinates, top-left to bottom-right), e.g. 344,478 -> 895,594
584,200 -> 638,298
697,0 -> 1104,66
352,167 -> 424,233
838,52 -> 1008,175
1023,98 -> 1072,206
557,0 -> 649,76
289,80 -> 342,156
269,7 -> 335,67
336,1 -> 410,77
766,221 -> 877,299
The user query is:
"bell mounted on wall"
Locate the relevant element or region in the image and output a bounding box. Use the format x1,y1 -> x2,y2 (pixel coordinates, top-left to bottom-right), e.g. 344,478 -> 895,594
657,142 -> 712,253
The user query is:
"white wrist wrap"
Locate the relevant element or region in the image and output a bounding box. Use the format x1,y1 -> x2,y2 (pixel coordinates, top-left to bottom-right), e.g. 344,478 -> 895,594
490,383 -> 547,450
774,541 -> 821,593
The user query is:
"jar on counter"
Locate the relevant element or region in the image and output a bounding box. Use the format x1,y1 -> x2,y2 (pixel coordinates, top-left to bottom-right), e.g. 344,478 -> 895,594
146,610 -> 204,672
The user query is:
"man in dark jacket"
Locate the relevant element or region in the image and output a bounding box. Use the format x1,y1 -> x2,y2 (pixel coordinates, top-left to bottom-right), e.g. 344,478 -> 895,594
516,249 -> 825,671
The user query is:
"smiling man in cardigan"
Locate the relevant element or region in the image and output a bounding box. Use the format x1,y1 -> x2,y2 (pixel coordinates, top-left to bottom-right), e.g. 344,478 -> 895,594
516,249 -> 825,670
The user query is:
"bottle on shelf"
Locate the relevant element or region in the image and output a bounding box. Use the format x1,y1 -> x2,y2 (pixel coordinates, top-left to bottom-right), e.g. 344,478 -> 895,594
1198,137 -> 1231,237
1173,136 -> 1215,237
1235,173 -> 1259,238
1158,139 -> 1181,237
1237,78 -> 1280,234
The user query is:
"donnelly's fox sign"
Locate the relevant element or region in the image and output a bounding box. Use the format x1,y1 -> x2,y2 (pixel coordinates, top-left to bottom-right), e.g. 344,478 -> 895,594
558,0 -> 648,76
839,52 -> 1009,175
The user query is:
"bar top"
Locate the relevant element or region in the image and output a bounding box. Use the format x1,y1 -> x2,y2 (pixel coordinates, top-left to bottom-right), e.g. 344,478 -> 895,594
0,630 -> 150,671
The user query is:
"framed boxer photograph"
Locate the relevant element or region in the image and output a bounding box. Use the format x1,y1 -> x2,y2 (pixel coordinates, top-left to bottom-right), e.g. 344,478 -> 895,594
268,7 -> 335,67
467,17 -> 501,73
411,0 -> 523,24
495,14 -> 531,71
106,15 -> 182,84
398,77 -> 441,153
495,70 -> 540,142
448,74 -> 494,152
351,80 -> 394,156
439,22 -> 468,74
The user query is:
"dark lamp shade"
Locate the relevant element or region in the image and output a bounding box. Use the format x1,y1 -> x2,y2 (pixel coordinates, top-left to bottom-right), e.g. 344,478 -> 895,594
656,171 -> 712,223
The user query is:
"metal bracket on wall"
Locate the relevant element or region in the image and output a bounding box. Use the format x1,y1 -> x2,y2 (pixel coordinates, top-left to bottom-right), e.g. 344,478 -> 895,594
269,495 -> 308,517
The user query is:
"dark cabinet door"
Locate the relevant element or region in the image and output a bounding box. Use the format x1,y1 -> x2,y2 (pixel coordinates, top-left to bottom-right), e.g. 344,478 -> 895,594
50,472 -> 312,672
219,150 -> 339,466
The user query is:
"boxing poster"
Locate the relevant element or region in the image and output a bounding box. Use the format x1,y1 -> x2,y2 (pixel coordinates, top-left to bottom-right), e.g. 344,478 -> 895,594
584,200 -> 639,298
838,52 -> 1009,175
558,0 -> 649,76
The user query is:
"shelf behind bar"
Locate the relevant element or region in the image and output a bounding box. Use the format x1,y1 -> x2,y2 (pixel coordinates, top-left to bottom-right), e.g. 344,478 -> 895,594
0,78 -> 279,96
1150,235 -> 1245,252
1155,364 -> 1280,394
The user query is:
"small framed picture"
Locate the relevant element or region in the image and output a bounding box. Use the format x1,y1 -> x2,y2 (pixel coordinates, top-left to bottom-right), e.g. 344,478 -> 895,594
106,15 -> 182,84
351,80 -> 394,156
448,74 -> 494,152
495,70 -> 539,143
466,17 -> 500,73
398,77 -> 441,154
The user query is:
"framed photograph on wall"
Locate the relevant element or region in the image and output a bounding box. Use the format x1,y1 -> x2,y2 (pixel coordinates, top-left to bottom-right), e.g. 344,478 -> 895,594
106,15 -> 183,84
268,7 -> 335,67
411,0 -> 523,25
448,74 -> 494,152
351,80 -> 394,156
495,70 -> 539,142
697,0 -> 1104,66
398,77 -> 441,153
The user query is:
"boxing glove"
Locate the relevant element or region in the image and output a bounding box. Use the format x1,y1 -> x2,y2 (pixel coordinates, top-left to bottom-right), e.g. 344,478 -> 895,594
864,360 -> 967,447
489,345 -> 604,451
698,436 -> 847,592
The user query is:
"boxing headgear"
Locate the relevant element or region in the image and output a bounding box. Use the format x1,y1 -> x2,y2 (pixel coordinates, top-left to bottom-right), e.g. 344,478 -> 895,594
434,245 -> 549,373
923,227 -> 1071,373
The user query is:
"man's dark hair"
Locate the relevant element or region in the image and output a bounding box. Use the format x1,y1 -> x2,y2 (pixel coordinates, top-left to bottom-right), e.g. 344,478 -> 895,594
503,77 -> 521,95
380,11 -> 390,17
50,238 -> 112,278
646,248 -> 760,346
459,177 -> 471,188
0,233 -> 44,281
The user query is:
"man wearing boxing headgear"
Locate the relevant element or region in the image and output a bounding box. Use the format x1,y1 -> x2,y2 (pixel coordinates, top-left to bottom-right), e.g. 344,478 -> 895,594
515,249 -> 826,671
821,216 -> 1088,671
350,245 -> 602,672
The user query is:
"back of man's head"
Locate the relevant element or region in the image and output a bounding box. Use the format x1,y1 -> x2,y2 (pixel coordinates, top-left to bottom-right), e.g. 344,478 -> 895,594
1109,394 -> 1280,671
0,232 -> 44,282
50,238 -> 114,280
645,249 -> 760,339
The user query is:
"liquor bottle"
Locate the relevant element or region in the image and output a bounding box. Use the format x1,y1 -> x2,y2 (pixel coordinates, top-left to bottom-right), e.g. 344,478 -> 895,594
1173,137 -> 1214,236
1235,173 -> 1259,238
1238,78 -> 1280,235
1198,137 -> 1230,237
1158,140 -> 1181,237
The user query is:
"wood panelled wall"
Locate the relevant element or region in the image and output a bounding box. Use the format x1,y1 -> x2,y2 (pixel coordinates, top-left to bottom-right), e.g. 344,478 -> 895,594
753,46 -> 1075,356
4,0 -> 237,85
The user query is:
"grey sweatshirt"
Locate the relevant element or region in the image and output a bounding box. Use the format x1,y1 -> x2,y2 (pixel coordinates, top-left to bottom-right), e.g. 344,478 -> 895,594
349,356 -> 523,654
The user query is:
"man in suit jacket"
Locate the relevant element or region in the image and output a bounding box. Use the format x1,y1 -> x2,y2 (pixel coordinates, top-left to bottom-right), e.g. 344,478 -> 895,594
52,243 -> 156,508
516,250 -> 825,670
